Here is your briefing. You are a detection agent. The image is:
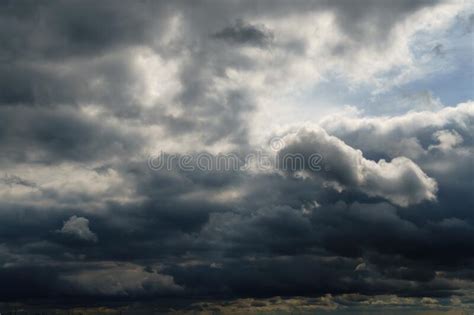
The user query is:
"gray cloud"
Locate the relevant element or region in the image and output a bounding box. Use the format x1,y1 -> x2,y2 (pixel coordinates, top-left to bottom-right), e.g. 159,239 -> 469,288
61,263 -> 183,297
213,19 -> 273,47
0,174 -> 37,188
278,127 -> 437,206
0,0 -> 472,310
58,215 -> 98,242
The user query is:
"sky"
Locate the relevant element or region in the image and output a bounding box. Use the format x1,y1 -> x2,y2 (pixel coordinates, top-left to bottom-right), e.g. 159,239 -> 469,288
0,0 -> 473,314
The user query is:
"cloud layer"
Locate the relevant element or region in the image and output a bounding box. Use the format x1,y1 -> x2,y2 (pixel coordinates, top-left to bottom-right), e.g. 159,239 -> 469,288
0,0 -> 473,312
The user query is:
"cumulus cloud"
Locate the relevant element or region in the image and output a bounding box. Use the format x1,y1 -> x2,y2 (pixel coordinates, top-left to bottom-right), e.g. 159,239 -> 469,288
429,129 -> 464,152
320,102 -> 474,160
278,127 -> 437,206
0,174 -> 37,188
58,216 -> 98,242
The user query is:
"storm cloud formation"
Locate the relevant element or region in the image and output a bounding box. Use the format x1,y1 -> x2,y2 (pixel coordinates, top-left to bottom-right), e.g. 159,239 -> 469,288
0,0 -> 473,313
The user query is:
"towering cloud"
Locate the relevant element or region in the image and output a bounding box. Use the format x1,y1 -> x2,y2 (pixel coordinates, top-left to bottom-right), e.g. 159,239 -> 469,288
278,126 -> 438,206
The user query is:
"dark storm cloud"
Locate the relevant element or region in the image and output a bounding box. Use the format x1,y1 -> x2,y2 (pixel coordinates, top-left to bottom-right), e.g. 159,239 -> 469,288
212,19 -> 273,47
0,265 -> 63,299
0,0 -> 472,307
0,0 -> 165,60
325,0 -> 438,43
0,0 -> 442,141
0,0 -> 258,145
1,148 -> 472,300
0,105 -> 143,163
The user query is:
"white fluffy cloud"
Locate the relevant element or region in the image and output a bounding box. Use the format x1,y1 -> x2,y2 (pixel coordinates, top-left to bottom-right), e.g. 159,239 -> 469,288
58,215 -> 98,242
320,101 -> 474,160
278,126 -> 437,207
429,129 -> 464,152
